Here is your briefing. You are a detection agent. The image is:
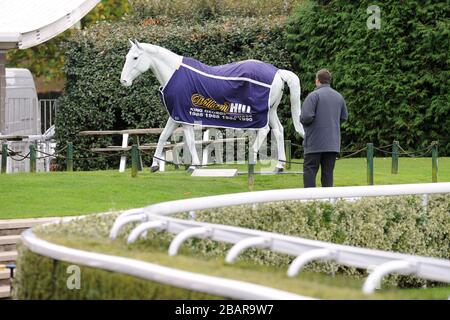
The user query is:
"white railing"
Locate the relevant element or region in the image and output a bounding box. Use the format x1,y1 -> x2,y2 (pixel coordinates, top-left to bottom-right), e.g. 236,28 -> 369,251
39,99 -> 58,134
20,183 -> 450,299
110,183 -> 450,295
21,227 -> 311,300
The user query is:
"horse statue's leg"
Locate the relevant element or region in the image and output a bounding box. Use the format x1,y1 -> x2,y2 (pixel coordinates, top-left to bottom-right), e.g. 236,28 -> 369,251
182,124 -> 201,173
251,126 -> 270,167
151,117 -> 179,172
269,107 -> 286,173
268,74 -> 286,173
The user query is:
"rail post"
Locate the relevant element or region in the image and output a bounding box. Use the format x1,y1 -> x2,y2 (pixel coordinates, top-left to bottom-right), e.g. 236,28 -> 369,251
172,150 -> 180,170
131,145 -> 139,178
432,141 -> 438,183
285,139 -> 292,170
137,148 -> 143,171
248,150 -> 255,191
391,140 -> 399,174
29,144 -> 36,173
1,144 -> 7,174
132,136 -> 142,171
366,143 -> 374,185
66,142 -> 73,172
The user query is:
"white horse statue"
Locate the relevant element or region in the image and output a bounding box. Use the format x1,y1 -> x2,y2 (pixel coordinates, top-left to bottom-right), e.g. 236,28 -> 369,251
120,39 -> 304,173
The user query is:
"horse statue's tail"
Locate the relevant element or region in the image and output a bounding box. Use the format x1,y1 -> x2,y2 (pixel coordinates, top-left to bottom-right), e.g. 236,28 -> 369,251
278,69 -> 305,138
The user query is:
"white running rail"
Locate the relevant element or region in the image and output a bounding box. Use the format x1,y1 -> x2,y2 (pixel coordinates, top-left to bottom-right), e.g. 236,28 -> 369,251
110,183 -> 450,295
21,228 -> 310,300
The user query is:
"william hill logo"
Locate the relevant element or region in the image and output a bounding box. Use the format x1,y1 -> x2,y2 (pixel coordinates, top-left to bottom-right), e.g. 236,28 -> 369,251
191,93 -> 251,114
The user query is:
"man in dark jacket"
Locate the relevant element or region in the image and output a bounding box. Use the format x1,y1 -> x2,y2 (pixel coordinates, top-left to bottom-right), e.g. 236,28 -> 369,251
300,69 -> 348,188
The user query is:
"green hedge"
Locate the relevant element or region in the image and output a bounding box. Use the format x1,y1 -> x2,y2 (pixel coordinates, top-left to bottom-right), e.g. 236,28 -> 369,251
13,195 -> 450,299
14,244 -> 222,299
286,0 -> 450,155
128,0 -> 304,21
56,17 -> 297,170
21,194 -> 450,291
184,194 -> 450,288
56,0 -> 450,171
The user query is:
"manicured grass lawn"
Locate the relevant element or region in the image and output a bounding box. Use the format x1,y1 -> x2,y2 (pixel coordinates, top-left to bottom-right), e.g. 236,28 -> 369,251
1,157 -> 449,219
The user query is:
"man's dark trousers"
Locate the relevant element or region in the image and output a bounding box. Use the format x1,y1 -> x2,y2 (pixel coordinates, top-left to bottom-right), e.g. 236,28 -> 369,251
303,152 -> 338,188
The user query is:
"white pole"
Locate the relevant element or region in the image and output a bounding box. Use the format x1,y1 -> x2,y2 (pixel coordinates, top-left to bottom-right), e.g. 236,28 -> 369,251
119,133 -> 129,172
0,50 -> 6,135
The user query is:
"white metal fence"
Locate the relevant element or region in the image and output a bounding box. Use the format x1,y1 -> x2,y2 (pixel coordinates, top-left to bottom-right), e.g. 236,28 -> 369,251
21,226 -> 310,300
19,183 -> 450,299
39,98 -> 58,134
3,140 -> 54,173
110,183 -> 450,296
0,99 -> 58,173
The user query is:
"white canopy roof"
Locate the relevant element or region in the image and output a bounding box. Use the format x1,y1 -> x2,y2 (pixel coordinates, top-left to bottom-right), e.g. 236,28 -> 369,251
0,0 -> 100,49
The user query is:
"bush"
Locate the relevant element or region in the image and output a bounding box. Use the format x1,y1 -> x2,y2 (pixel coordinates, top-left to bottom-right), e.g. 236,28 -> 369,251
56,0 -> 450,171
14,244 -> 223,299
128,0 -> 304,21
16,194 -> 450,295
187,194 -> 450,287
286,0 -> 450,155
56,16 -> 298,170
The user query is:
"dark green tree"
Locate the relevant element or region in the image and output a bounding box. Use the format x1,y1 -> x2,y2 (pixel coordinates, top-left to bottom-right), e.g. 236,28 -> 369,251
286,0 -> 450,154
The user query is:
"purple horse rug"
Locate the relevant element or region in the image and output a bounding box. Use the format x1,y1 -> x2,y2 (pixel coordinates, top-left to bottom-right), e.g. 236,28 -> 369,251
159,57 -> 279,129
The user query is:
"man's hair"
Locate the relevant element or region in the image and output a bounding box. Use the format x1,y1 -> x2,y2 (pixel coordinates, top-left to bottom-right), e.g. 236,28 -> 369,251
316,69 -> 332,84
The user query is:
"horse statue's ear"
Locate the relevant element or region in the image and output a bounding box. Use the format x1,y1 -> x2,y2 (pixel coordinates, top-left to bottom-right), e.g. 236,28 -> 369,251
128,39 -> 134,47
133,39 -> 143,50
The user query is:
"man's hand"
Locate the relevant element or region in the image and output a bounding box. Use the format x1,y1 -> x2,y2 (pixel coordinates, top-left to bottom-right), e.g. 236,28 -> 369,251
295,122 -> 305,138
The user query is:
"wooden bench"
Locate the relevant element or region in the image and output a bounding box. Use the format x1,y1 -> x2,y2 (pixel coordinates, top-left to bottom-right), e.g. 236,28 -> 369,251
78,128 -> 182,172
78,128 -> 178,136
79,128 -> 245,172
90,138 -> 245,152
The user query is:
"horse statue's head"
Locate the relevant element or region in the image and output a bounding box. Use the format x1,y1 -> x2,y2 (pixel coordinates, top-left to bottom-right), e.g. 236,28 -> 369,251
120,39 -> 152,87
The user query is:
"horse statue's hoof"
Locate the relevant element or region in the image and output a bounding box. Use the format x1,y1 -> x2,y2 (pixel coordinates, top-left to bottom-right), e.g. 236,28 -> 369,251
274,167 -> 284,174
186,166 -> 196,174
150,165 -> 159,173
